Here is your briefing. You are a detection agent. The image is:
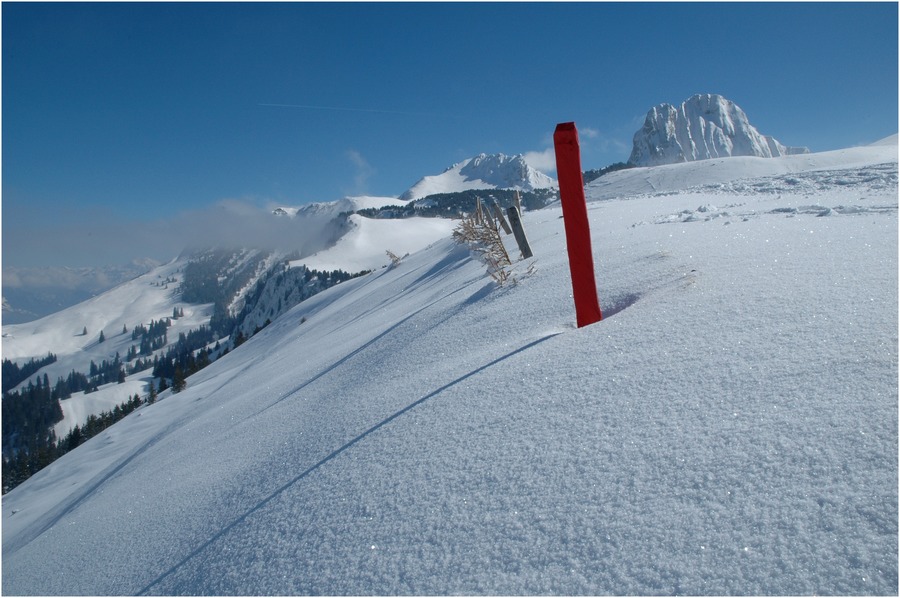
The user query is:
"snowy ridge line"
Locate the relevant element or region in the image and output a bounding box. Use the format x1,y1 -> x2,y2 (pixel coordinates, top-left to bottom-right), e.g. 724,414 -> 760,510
226,252 -> 281,315
138,331 -> 561,595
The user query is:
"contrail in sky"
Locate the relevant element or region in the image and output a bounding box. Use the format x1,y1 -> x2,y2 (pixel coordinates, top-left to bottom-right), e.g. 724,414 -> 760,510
258,102 -> 448,117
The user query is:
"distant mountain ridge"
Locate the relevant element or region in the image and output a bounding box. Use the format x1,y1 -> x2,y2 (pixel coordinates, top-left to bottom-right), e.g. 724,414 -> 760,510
400,153 -> 557,201
629,93 -> 809,167
2,260 -> 161,325
6,99 -> 807,324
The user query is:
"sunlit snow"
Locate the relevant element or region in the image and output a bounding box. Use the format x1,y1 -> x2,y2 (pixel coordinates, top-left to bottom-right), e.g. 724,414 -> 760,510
2,138 -> 896,595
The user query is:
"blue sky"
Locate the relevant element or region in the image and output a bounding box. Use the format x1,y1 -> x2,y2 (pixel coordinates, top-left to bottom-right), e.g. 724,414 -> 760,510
3,2 -> 898,268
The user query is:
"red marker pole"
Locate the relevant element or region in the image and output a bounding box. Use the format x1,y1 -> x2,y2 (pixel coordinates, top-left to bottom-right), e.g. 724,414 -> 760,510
554,122 -> 602,327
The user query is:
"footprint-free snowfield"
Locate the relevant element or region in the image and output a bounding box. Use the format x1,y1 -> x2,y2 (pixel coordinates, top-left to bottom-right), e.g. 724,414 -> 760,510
3,141 -> 897,595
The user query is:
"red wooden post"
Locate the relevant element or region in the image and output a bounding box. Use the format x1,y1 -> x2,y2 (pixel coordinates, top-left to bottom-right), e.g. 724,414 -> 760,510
554,122 -> 602,327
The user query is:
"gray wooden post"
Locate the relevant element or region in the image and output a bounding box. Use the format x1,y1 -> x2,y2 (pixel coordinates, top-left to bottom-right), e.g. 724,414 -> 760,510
475,197 -> 484,225
492,202 -> 512,234
506,206 -> 533,259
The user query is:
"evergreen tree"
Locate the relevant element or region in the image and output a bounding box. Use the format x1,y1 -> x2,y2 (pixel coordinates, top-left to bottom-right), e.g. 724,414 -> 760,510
66,425 -> 83,451
172,366 -> 187,393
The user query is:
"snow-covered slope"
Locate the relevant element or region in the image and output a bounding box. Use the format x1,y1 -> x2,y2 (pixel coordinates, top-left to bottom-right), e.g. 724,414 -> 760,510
594,137 -> 895,201
629,94 -> 810,166
401,153 -> 557,201
296,214 -> 455,273
2,199 -> 451,439
2,260 -> 160,325
2,142 -> 897,595
1,259 -> 202,365
1,258 -> 214,436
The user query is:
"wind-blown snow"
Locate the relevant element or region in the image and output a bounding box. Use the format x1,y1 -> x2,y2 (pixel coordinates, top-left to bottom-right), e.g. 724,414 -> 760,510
2,141 -> 896,595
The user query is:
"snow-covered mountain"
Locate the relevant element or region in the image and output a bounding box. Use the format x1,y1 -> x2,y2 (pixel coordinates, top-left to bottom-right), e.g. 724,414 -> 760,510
275,195 -> 407,220
271,195 -> 456,272
629,93 -> 810,167
401,153 -> 557,201
2,260 -> 160,325
0,206 -> 455,441
3,137 -> 896,595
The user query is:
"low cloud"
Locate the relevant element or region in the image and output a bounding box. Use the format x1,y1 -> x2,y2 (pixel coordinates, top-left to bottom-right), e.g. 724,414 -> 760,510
343,149 -> 376,196
522,148 -> 557,174
2,198 -> 345,271
166,198 -> 342,258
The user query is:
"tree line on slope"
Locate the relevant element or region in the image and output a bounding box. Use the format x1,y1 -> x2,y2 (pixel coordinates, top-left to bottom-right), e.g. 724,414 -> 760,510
1,257 -> 368,494
2,389 -> 152,493
353,188 -> 559,221
348,165 -> 632,222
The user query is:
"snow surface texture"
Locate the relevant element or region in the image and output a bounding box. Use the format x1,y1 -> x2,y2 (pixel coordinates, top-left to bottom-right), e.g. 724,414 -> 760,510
629,94 -> 810,167
401,153 -> 557,201
2,140 -> 897,595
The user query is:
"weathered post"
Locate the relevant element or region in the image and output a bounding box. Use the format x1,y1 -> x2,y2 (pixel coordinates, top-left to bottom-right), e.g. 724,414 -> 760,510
506,206 -> 533,259
491,201 -> 513,235
553,122 -> 602,327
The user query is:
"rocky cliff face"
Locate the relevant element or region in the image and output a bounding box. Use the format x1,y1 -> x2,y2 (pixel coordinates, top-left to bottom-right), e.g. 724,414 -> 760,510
629,94 -> 809,166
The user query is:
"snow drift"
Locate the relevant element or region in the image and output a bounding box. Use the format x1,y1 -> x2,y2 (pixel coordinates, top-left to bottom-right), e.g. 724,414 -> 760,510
2,139 -> 897,595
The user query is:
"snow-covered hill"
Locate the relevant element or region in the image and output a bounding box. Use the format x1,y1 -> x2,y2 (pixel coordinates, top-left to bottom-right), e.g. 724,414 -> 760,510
1,257 -> 215,438
1,211 -> 454,440
596,136 -> 895,201
2,260 -> 160,325
3,138 -> 896,595
296,214 -> 455,273
629,93 -> 810,166
401,153 -> 557,201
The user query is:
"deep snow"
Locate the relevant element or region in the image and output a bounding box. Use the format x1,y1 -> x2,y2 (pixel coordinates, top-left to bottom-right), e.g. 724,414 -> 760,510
1,139 -> 897,595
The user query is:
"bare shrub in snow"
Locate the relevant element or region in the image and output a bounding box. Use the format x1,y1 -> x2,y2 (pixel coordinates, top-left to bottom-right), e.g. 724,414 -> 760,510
386,250 -> 403,269
453,213 -> 512,285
